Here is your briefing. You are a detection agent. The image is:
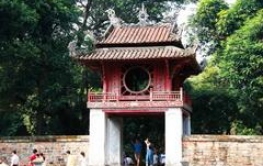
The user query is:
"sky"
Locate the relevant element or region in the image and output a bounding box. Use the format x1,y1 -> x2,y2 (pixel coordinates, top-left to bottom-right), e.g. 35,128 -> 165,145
224,0 -> 237,6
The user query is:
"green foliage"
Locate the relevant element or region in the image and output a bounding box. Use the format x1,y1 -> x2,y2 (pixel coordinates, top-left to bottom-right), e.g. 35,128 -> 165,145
192,0 -> 228,42
230,120 -> 261,135
190,89 -> 237,134
216,0 -> 263,37
0,0 -> 87,135
0,111 -> 27,136
190,0 -> 263,135
218,9 -> 263,134
187,60 -> 238,134
0,0 -> 38,40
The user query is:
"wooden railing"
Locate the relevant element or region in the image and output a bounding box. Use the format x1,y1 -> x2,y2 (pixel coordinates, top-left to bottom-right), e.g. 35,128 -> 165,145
88,88 -> 192,106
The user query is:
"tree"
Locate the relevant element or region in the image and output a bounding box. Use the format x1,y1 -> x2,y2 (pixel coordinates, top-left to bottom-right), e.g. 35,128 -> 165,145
188,0 -> 263,134
0,0 -> 86,135
216,0 -> 263,37
218,9 -> 263,134
186,60 -> 238,134
191,0 -> 228,42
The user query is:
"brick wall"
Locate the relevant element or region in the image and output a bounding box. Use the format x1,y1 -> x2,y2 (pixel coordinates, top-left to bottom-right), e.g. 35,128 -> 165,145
0,135 -> 89,166
1,135 -> 263,166
183,135 -> 263,166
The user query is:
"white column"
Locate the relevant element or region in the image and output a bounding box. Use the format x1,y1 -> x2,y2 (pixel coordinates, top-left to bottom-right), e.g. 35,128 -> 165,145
89,109 -> 106,166
165,108 -> 183,166
105,117 -> 123,166
186,116 -> 191,135
183,115 -> 191,135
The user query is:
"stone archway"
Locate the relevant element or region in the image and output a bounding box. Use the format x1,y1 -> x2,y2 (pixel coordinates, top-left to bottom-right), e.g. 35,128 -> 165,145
88,108 -> 190,166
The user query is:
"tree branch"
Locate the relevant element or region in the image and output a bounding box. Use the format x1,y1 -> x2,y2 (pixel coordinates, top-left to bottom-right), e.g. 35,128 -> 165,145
80,0 -> 93,32
77,0 -> 86,8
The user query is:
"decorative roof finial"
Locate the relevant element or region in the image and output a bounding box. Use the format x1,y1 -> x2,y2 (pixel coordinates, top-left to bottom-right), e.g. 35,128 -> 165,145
68,37 -> 79,57
138,3 -> 149,25
105,9 -> 123,27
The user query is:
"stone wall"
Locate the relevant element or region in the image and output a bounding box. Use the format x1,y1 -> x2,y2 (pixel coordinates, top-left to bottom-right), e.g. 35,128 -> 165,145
0,135 -> 89,166
183,135 -> 263,166
1,135 -> 263,166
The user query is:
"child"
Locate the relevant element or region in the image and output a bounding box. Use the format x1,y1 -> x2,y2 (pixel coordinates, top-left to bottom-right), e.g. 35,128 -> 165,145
153,147 -> 159,166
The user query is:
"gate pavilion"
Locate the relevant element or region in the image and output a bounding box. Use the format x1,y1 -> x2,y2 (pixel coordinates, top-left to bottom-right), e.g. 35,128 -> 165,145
72,6 -> 201,166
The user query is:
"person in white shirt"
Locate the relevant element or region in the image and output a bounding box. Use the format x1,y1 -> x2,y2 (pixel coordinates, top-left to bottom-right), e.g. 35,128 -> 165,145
153,147 -> 159,166
10,150 -> 19,166
159,153 -> 165,166
66,150 -> 78,166
39,153 -> 46,166
32,154 -> 44,166
123,156 -> 134,166
79,152 -> 88,166
0,158 -> 9,166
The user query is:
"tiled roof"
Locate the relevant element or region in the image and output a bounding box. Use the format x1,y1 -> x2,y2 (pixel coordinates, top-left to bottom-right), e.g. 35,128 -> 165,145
79,46 -> 194,61
98,23 -> 179,45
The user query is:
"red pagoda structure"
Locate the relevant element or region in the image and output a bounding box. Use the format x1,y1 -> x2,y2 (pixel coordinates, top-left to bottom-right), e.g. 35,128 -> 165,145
71,6 -> 202,166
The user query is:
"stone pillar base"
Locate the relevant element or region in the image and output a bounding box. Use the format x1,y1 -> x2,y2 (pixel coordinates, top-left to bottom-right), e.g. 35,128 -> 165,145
89,110 -> 123,166
89,109 -> 106,166
165,108 -> 183,165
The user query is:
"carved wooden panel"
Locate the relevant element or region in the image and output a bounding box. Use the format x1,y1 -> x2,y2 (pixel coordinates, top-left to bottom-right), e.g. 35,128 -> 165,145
104,63 -> 121,93
153,62 -> 166,91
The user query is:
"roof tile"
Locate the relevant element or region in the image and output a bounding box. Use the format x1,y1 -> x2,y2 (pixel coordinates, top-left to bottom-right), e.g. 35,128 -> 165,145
99,24 -> 179,45
79,46 -> 193,61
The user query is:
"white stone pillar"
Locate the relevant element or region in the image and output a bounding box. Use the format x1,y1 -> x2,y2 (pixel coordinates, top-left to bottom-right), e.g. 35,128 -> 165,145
89,109 -> 106,166
105,117 -> 123,166
186,116 -> 191,135
183,115 -> 191,135
165,108 -> 183,166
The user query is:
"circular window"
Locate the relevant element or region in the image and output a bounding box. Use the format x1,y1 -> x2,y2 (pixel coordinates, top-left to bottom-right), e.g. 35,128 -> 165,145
124,66 -> 150,93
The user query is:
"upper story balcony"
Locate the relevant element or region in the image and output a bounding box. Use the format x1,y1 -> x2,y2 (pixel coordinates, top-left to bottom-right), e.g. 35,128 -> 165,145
87,88 -> 192,112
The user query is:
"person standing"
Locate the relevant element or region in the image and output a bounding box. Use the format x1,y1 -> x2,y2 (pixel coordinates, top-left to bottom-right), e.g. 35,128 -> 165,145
132,138 -> 142,166
10,150 -> 19,166
29,149 -> 38,166
123,155 -> 134,166
79,152 -> 88,166
66,150 -> 77,166
152,147 -> 159,166
39,153 -> 46,166
144,138 -> 153,166
0,158 -> 8,166
32,154 -> 44,166
159,148 -> 165,166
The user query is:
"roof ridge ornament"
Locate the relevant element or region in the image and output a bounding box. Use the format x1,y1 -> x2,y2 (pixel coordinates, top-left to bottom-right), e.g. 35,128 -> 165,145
68,37 -> 79,57
105,9 -> 123,27
137,4 -> 149,26
185,44 -> 198,55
